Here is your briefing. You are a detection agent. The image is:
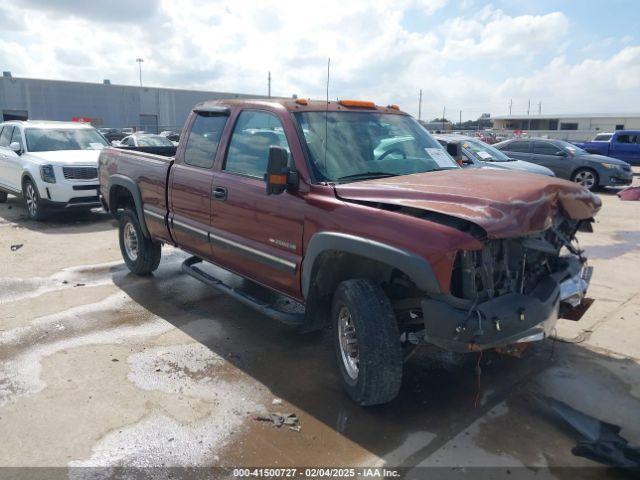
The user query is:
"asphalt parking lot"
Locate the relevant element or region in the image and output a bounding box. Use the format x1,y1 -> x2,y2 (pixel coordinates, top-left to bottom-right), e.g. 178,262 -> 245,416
1,177 -> 639,475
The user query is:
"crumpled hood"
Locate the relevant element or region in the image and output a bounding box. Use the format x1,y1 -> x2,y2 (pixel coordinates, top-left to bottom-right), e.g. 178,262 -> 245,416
334,169 -> 601,239
26,149 -> 102,166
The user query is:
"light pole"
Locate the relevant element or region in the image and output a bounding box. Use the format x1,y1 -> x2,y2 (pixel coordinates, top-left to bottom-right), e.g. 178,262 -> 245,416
136,58 -> 144,87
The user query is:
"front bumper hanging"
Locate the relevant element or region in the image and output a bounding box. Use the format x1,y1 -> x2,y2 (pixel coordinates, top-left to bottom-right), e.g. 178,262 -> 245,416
420,258 -> 592,353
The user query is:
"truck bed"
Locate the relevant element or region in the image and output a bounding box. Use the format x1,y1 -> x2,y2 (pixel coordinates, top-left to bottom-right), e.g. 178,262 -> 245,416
99,147 -> 174,242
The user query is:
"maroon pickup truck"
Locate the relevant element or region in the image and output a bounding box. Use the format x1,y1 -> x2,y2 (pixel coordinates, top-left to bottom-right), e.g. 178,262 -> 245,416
99,98 -> 600,405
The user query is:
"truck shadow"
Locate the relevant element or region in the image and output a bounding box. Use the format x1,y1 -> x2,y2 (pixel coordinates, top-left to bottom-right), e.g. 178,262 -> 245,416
0,194 -> 115,234
112,255 -> 640,471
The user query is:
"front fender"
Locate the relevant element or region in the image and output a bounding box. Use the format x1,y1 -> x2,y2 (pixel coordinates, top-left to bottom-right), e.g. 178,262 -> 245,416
301,231 -> 441,299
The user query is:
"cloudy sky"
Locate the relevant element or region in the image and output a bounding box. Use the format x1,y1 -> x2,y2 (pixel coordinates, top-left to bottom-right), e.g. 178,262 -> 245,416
1,0 -> 639,120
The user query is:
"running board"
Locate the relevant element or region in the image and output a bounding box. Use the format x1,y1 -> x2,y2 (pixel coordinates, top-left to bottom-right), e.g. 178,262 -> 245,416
181,256 -> 305,326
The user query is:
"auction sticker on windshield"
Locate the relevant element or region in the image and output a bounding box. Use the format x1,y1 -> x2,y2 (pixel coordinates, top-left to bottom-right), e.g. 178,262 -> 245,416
477,151 -> 492,159
425,148 -> 454,168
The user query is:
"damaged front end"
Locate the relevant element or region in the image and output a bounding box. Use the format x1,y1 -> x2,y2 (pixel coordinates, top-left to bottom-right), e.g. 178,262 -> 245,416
420,216 -> 592,352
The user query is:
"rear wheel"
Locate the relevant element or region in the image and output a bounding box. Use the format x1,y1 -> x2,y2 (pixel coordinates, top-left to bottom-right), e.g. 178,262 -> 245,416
0,191 -> 7,203
332,279 -> 403,406
23,179 -> 48,220
118,208 -> 161,275
572,168 -> 599,191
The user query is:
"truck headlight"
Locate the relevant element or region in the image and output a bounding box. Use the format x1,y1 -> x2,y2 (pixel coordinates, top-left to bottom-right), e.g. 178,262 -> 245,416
601,163 -> 617,169
40,164 -> 56,183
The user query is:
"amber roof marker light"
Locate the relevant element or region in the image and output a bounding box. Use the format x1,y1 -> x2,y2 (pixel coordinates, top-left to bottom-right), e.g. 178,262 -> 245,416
295,98 -> 308,105
338,99 -> 376,108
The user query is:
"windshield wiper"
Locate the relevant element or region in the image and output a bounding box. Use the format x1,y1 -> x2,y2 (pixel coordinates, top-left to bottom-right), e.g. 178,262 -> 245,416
336,172 -> 399,183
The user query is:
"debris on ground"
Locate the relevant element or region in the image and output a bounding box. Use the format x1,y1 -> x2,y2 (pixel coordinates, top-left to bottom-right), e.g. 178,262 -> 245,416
272,398 -> 283,405
618,186 -> 640,201
253,412 -> 300,431
10,244 -> 23,251
539,395 -> 640,468
74,283 -> 86,287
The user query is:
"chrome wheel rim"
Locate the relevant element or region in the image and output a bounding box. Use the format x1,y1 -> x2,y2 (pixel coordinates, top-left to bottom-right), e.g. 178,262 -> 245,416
338,306 -> 359,380
25,183 -> 37,217
123,222 -> 139,261
574,171 -> 595,189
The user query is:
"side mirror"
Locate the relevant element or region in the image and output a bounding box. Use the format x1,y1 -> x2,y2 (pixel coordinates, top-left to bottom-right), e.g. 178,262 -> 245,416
265,146 -> 297,195
555,150 -> 568,157
446,143 -> 463,165
9,142 -> 22,155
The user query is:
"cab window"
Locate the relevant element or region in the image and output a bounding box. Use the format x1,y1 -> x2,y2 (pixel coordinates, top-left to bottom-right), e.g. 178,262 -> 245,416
224,111 -> 290,178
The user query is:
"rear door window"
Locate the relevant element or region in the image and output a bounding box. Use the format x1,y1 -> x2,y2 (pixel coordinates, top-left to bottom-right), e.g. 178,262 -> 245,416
183,114 -> 228,169
0,126 -> 14,147
504,140 -> 529,153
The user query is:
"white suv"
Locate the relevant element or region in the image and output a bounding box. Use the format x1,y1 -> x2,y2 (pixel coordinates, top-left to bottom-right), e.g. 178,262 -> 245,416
0,121 -> 109,220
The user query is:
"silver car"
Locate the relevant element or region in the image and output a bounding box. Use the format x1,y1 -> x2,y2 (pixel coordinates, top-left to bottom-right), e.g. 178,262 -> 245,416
434,134 -> 555,176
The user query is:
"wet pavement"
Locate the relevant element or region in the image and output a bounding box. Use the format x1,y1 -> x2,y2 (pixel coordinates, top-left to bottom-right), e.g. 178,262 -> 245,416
1,178 -> 639,476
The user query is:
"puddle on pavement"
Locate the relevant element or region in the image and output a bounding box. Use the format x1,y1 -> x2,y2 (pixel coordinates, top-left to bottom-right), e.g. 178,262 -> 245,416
0,292 -> 172,406
584,231 -> 640,259
70,342 -> 267,472
0,250 -> 186,305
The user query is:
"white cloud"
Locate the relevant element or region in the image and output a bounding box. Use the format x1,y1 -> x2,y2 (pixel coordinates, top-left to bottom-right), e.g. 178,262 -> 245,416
441,6 -> 569,58
0,0 -> 638,120
495,46 -> 640,113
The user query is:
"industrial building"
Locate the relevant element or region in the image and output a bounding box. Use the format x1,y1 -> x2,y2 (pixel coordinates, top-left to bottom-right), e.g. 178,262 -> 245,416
492,113 -> 640,141
0,72 -> 268,133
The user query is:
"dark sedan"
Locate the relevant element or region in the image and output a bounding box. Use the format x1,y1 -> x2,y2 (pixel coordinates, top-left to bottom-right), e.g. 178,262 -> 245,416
494,138 -> 633,190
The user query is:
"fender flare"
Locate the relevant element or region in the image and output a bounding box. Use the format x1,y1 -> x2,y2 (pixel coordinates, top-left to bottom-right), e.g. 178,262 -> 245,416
108,174 -> 150,238
301,232 -> 441,299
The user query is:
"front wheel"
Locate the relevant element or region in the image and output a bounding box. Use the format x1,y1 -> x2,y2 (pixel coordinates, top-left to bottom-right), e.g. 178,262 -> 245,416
571,168 -> 599,191
23,179 -> 48,220
332,279 -> 403,406
118,208 -> 162,275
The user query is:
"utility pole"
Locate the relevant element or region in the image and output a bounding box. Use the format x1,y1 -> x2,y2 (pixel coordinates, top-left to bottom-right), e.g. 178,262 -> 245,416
527,99 -> 531,131
509,99 -> 513,115
268,71 -> 271,98
459,110 -> 462,129
136,58 -> 144,88
442,106 -> 446,131
538,101 -> 542,115
418,89 -> 422,121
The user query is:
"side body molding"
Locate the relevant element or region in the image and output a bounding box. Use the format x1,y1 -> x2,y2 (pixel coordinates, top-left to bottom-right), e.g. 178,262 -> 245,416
108,174 -> 150,238
301,232 -> 441,299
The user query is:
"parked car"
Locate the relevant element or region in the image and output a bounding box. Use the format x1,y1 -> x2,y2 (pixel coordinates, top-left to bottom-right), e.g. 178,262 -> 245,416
100,99 -> 599,406
0,121 -> 107,219
119,133 -> 175,147
98,128 -> 127,143
434,134 -> 554,176
573,130 -> 640,165
494,138 -> 633,190
159,130 -> 180,143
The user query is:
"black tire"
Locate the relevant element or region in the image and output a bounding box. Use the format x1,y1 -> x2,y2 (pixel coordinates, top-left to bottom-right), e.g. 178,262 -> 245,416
0,191 -> 7,203
23,179 -> 48,220
332,279 -> 403,406
118,208 -> 161,275
571,168 -> 599,191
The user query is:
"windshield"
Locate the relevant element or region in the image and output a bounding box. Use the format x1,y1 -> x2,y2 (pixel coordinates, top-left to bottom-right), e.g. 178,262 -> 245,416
555,140 -> 587,155
137,135 -> 174,146
293,111 -> 458,183
460,138 -> 512,162
25,128 -> 108,152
